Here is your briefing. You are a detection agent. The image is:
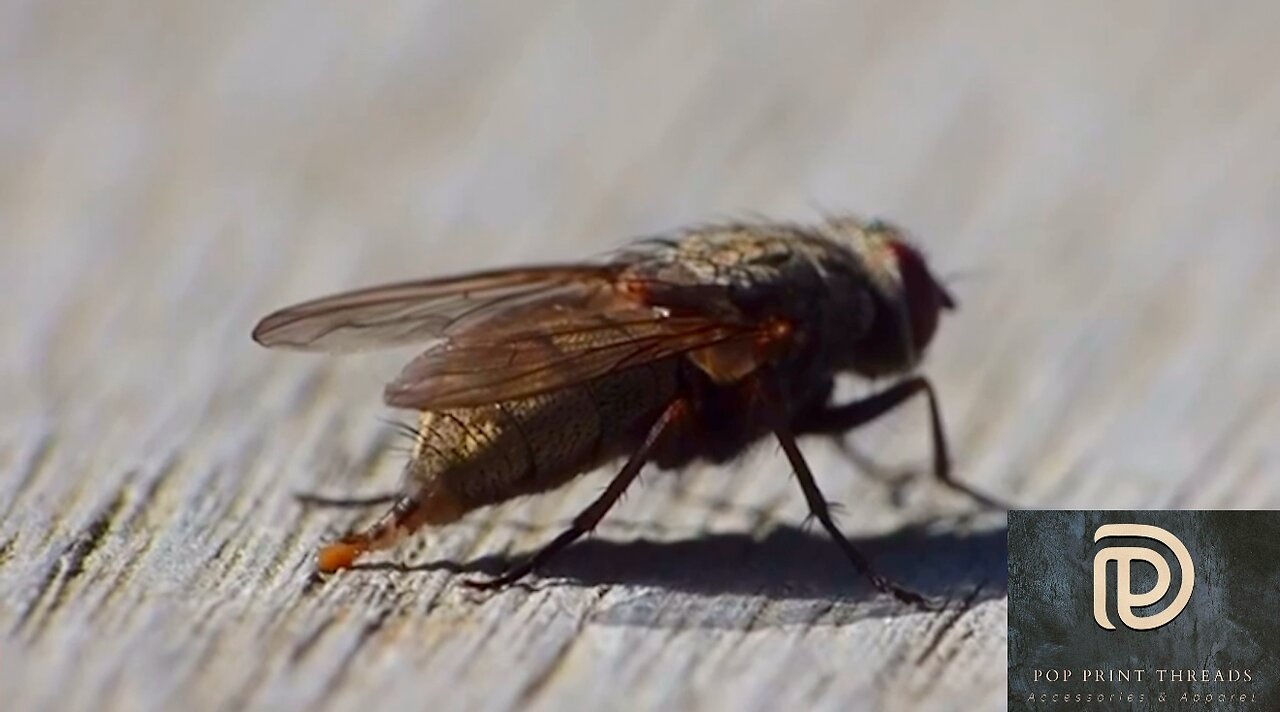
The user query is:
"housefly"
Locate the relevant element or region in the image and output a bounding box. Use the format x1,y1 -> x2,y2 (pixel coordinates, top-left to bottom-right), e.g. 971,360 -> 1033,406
252,216 -> 997,607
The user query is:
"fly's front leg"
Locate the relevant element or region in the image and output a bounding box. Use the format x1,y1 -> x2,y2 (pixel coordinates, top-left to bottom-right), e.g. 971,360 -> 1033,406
793,375 -> 1007,510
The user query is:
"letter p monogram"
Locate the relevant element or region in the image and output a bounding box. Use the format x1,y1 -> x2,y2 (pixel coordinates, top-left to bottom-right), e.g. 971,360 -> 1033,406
1092,524 -> 1194,631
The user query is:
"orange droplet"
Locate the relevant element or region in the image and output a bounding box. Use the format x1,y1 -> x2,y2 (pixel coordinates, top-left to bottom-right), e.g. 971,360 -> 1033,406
316,541 -> 363,573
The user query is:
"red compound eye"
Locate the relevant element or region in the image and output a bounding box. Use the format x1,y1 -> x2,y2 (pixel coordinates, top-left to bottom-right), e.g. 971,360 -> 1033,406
886,239 -> 954,353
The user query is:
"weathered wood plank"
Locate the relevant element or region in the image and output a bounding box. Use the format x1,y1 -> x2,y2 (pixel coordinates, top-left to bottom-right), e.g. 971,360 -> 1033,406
2,2 -> 1278,711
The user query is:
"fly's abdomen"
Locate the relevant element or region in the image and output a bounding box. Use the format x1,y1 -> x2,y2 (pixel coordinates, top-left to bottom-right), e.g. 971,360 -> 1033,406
407,362 -> 678,512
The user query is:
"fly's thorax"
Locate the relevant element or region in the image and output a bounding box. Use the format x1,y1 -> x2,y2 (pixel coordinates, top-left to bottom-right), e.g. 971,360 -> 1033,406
626,223 -> 815,293
620,216 -> 952,382
403,363 -> 678,510
622,223 -> 878,383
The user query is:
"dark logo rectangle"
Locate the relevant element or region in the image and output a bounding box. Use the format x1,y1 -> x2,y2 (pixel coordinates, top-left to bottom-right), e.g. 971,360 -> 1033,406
1009,511 -> 1280,710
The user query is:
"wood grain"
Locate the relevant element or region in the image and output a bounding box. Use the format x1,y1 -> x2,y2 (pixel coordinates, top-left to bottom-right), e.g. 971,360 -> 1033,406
2,3 -> 1278,711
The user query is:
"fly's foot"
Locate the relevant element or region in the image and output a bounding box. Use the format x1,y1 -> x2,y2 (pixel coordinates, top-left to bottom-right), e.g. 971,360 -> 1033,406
872,574 -> 940,611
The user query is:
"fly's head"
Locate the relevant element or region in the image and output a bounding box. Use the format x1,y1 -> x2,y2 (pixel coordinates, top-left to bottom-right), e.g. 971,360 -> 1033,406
880,226 -> 957,356
824,217 -> 958,375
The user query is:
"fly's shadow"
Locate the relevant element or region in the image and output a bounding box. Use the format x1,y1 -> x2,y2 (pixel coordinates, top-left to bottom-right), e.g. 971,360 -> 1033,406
342,520 -> 1007,629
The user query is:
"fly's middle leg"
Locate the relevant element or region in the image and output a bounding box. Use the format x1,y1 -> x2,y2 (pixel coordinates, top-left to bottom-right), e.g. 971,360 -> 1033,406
775,422 -> 937,609
754,371 -> 937,609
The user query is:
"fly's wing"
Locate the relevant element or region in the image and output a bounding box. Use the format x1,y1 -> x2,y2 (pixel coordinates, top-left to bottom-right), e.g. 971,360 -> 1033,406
254,260 -> 771,410
382,296 -> 763,410
251,266 -> 620,352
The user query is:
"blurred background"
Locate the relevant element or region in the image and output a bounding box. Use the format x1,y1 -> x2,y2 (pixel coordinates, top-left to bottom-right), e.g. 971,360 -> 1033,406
1,3 -> 1278,711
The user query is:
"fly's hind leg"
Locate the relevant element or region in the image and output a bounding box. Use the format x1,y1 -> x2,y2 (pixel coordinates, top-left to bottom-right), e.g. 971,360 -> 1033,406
793,375 -> 1008,510
465,398 -> 688,590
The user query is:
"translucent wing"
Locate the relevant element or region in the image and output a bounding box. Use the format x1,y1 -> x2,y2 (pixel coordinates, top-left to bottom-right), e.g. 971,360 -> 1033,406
383,298 -> 765,410
251,266 -> 619,352
253,259 -> 773,410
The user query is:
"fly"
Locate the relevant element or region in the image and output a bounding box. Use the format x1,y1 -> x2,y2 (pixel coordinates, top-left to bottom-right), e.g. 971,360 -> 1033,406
252,216 -> 999,607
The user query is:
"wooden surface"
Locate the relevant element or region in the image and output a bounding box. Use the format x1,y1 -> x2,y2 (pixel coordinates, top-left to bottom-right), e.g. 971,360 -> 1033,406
2,3 -> 1279,711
